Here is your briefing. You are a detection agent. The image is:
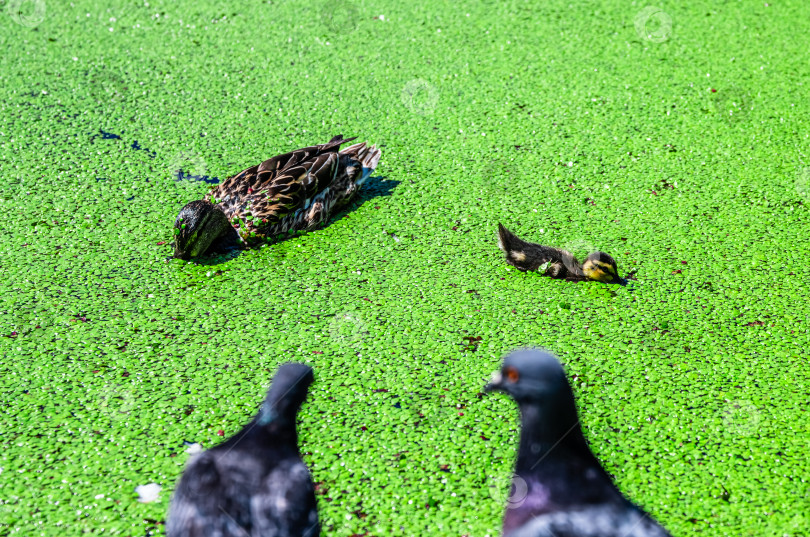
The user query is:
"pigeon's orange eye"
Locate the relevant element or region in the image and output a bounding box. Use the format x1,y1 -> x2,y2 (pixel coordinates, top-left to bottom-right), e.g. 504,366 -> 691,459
505,366 -> 520,383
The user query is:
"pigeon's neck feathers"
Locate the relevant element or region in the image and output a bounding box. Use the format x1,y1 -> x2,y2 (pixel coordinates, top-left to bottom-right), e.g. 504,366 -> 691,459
266,373 -> 312,428
214,411 -> 298,454
213,384 -> 304,453
258,393 -> 281,425
514,398 -> 598,473
256,387 -> 298,431
512,400 -> 624,512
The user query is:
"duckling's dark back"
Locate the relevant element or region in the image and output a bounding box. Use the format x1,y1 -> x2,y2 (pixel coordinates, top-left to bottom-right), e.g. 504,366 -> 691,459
497,224 -> 585,279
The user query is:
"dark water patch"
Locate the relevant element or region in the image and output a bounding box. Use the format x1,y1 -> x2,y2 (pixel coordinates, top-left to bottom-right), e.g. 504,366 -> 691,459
174,170 -> 220,185
131,140 -> 157,158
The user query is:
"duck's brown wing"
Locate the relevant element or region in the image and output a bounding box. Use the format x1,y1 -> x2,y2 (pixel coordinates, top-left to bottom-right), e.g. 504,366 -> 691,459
205,136 -> 357,227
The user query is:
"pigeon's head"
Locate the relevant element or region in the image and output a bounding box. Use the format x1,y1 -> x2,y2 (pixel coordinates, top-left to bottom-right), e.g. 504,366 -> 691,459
582,251 -> 626,285
258,363 -> 315,427
173,200 -> 230,259
484,348 -> 572,404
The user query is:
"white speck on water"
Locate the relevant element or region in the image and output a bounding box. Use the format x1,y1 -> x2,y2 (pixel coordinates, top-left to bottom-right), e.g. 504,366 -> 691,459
135,483 -> 161,503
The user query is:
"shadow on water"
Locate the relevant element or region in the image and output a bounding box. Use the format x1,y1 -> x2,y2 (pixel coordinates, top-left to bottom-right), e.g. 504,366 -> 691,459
358,174 -> 401,200
173,175 -> 401,266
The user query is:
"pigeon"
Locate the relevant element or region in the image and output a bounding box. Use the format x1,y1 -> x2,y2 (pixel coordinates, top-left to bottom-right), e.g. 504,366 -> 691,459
167,363 -> 320,537
484,349 -> 671,537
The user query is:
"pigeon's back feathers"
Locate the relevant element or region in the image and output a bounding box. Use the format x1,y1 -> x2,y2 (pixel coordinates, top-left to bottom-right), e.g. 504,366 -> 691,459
506,505 -> 671,537
167,363 -> 319,537
252,460 -> 321,537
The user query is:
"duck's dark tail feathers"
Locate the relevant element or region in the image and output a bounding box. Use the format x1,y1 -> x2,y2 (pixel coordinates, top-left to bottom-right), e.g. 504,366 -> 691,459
497,223 -> 541,271
340,141 -> 382,185
497,223 -> 527,254
323,135 -> 358,150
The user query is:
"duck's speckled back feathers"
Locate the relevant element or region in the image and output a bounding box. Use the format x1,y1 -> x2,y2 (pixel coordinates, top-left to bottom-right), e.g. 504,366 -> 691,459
166,363 -> 319,537
497,224 -> 585,279
204,136 -> 381,241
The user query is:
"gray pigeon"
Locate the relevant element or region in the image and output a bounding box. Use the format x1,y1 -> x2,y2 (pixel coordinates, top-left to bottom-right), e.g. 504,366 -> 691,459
484,349 -> 671,537
166,363 -> 319,537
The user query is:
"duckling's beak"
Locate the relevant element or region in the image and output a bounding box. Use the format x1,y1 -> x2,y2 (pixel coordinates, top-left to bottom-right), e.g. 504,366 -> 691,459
613,276 -> 628,286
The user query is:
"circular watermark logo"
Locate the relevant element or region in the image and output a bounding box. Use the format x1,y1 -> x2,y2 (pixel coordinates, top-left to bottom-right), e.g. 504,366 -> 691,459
721,399 -> 761,436
558,238 -> 597,275
90,0 -> 147,32
98,384 -> 136,421
633,6 -> 672,43
321,0 -> 358,35
710,86 -> 751,124
368,135 -> 387,154
488,473 -> 529,510
6,0 -> 46,27
401,79 -> 439,116
0,498 -> 18,527
169,150 -> 208,181
87,65 -> 128,101
787,512 -> 808,535
410,398 -> 458,427
796,167 -> 810,199
328,311 -> 368,346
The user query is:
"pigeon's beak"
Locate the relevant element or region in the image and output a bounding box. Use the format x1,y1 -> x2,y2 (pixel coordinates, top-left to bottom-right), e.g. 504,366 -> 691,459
483,371 -> 503,393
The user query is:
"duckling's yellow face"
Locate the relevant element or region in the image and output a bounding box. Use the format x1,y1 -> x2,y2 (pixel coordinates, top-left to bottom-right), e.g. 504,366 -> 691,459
582,252 -> 625,284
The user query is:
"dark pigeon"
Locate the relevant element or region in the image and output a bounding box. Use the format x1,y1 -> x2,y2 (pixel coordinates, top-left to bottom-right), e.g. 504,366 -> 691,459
167,363 -> 320,537
484,349 -> 671,537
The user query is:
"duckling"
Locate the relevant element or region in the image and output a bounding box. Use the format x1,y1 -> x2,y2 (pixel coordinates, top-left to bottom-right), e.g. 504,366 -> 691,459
497,223 -> 626,285
173,136 -> 381,259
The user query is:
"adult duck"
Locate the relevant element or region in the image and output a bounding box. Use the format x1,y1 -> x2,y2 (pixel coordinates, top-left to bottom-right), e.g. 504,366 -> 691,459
172,136 -> 381,259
